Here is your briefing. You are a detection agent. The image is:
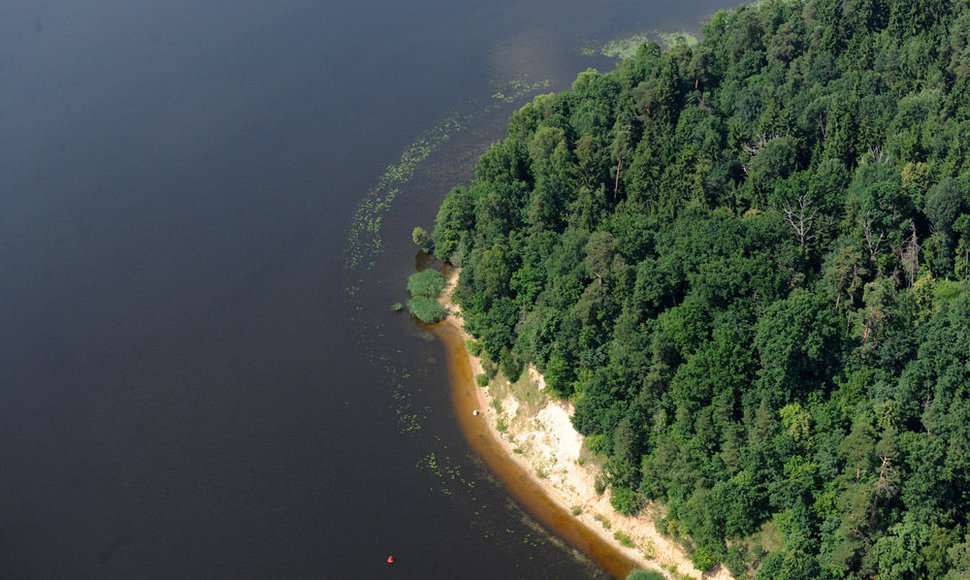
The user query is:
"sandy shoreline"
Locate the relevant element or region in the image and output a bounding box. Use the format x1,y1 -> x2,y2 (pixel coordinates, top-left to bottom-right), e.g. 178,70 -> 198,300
434,268 -> 732,580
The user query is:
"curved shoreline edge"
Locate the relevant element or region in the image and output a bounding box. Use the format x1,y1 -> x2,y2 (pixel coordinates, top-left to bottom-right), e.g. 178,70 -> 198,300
432,268 -> 731,580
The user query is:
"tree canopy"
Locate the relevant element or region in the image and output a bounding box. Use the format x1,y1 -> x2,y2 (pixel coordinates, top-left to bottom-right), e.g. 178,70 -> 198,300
430,0 -> 970,576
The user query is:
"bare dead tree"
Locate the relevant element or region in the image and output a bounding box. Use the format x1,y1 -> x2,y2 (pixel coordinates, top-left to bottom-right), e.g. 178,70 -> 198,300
834,261 -> 864,311
874,454 -> 898,497
869,453 -> 899,519
741,132 -> 779,155
614,158 -> 622,198
780,193 -> 820,257
901,222 -> 920,287
740,132 -> 778,176
862,213 -> 885,265
867,146 -> 892,165
817,112 -> 829,143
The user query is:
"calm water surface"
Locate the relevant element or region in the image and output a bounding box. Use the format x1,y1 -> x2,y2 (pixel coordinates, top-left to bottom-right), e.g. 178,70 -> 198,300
1,1 -> 729,577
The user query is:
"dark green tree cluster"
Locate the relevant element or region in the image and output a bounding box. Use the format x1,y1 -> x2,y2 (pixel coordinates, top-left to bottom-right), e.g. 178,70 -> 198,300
432,0 -> 970,577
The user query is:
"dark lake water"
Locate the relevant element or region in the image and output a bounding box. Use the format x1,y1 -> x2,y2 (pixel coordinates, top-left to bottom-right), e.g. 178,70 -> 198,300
1,1 -> 728,577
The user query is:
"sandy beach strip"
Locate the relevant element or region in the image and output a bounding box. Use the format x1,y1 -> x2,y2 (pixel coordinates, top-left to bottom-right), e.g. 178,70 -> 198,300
432,268 -> 732,580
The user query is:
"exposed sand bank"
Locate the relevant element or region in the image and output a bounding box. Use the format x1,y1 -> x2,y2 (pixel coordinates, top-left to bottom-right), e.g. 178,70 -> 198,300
434,268 -> 733,580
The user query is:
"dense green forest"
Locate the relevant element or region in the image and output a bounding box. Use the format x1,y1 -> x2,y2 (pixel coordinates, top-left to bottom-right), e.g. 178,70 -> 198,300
428,0 -> 970,577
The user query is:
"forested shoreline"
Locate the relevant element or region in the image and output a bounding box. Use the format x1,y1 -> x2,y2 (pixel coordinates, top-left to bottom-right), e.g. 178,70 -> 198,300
426,0 -> 970,577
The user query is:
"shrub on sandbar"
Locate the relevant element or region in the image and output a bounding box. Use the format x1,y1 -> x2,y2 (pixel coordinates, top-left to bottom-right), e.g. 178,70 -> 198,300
407,297 -> 447,324
407,269 -> 447,298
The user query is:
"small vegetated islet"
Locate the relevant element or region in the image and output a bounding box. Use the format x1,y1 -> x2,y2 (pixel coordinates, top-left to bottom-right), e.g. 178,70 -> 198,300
406,269 -> 448,323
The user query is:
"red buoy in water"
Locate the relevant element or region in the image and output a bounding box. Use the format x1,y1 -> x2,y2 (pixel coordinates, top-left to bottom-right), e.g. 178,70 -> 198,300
387,556 -> 395,564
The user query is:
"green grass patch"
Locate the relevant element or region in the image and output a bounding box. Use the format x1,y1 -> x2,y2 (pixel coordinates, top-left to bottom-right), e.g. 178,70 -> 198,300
594,513 -> 611,530
487,372 -> 509,403
613,530 -> 635,548
748,518 -> 785,553
407,269 -> 447,298
571,505 -> 582,516
407,297 -> 447,323
626,570 -> 665,580
476,373 -> 489,387
578,440 -> 606,470
640,539 -> 657,559
509,369 -> 545,416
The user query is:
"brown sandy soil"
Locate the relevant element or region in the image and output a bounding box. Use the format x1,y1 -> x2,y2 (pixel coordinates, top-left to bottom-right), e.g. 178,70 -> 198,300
437,268 -> 733,580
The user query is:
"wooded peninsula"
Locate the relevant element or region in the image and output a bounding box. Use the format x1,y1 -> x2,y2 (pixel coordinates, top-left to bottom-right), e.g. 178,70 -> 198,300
419,0 -> 970,577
